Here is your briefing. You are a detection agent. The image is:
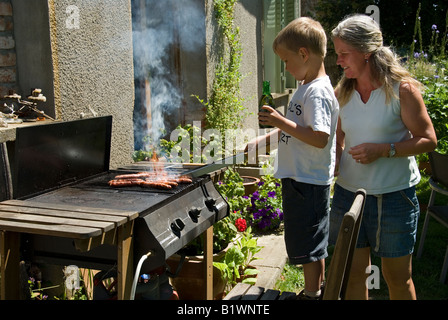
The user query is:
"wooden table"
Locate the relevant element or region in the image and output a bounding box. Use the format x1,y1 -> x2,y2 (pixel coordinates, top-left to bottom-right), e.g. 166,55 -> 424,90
0,199 -> 138,300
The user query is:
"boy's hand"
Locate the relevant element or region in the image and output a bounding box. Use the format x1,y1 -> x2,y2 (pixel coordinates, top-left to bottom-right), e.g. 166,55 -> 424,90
245,136 -> 258,152
259,105 -> 279,127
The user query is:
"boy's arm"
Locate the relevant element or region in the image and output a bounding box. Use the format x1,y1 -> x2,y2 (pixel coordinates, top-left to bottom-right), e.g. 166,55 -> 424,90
259,106 -> 329,148
245,128 -> 281,152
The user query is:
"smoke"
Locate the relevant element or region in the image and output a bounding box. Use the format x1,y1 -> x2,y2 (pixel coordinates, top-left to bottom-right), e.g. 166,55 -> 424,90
132,0 -> 205,152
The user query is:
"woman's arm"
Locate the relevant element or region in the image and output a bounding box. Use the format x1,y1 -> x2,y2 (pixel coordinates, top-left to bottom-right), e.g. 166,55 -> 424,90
397,81 -> 437,156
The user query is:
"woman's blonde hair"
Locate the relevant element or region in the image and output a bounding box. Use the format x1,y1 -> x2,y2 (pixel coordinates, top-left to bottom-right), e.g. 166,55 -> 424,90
331,14 -> 423,107
273,17 -> 327,59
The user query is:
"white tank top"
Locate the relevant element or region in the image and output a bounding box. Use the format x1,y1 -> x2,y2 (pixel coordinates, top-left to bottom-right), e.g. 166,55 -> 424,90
336,83 -> 421,194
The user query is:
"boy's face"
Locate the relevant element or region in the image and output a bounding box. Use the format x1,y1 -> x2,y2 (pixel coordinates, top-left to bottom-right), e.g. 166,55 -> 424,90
276,44 -> 308,82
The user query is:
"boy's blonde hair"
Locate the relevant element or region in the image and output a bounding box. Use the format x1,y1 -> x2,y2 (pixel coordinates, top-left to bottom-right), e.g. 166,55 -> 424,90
273,17 -> 327,59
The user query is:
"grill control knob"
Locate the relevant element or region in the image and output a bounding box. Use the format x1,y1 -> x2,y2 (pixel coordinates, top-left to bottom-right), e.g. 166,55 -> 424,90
189,207 -> 201,221
205,197 -> 216,211
171,218 -> 185,235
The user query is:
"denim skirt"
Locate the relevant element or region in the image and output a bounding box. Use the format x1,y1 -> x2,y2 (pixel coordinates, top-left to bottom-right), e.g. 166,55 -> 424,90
329,183 -> 420,258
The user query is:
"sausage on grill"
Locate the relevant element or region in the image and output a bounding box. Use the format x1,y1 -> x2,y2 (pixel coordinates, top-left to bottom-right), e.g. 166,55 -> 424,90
114,172 -> 152,179
140,181 -> 172,189
156,180 -> 178,187
110,172 -> 192,189
175,177 -> 193,184
108,179 -> 144,187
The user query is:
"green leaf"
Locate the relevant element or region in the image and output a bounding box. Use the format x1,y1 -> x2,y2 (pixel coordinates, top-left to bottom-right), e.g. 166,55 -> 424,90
243,268 -> 259,276
242,277 -> 257,285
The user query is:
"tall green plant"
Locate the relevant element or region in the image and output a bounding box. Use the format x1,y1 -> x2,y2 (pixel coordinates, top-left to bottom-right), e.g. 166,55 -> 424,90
409,3 -> 423,59
195,0 -> 247,137
441,10 -> 448,58
405,4 -> 448,157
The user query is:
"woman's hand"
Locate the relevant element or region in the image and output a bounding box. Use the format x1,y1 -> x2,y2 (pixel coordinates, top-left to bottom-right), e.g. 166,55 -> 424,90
348,143 -> 388,164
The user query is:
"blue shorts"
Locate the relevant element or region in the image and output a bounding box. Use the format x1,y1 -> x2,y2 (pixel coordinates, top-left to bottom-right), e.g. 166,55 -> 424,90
281,178 -> 330,265
329,184 -> 420,258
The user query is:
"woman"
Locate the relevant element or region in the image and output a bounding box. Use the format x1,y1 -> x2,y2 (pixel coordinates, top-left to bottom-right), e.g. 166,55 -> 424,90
329,15 -> 437,300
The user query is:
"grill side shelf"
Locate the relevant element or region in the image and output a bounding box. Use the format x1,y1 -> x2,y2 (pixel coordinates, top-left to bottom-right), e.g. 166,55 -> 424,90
2,199 -> 138,221
0,200 -> 138,239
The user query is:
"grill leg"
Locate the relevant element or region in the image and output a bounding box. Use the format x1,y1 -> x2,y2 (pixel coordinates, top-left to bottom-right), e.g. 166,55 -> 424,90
0,231 -> 20,300
204,226 -> 213,300
117,221 -> 134,300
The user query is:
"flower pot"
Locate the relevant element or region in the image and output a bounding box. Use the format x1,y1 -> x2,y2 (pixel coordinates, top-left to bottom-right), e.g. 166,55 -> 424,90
242,176 -> 259,196
166,248 -> 228,300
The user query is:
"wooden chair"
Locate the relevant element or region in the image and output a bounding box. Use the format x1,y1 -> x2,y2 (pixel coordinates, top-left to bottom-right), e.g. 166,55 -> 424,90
416,151 -> 448,283
323,189 -> 366,300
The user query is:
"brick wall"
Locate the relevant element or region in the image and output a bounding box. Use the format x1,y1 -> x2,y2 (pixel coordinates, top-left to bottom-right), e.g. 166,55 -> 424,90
0,0 -> 17,96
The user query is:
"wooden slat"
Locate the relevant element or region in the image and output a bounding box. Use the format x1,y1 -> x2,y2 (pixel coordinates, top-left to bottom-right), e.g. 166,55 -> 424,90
0,199 -> 141,239
0,219 -> 102,239
260,289 -> 281,300
225,284 -> 297,300
0,203 -> 126,225
223,283 -> 251,300
0,211 -> 114,232
278,291 -> 297,300
2,200 -> 139,220
241,286 -> 264,300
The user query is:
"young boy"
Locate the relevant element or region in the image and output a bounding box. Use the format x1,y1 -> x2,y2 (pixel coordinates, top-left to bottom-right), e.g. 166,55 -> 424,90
250,17 -> 339,299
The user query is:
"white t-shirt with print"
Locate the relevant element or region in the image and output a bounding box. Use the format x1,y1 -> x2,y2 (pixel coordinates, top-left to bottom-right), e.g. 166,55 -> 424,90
274,76 -> 339,186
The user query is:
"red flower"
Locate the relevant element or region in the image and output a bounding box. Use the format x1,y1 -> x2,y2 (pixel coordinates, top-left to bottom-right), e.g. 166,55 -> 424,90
235,218 -> 247,232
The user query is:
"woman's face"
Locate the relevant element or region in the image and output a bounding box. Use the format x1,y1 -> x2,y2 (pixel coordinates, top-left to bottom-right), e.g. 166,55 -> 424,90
333,37 -> 369,80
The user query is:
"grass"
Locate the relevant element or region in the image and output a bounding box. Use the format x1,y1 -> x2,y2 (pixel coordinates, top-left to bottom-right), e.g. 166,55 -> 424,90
275,263 -> 305,294
274,173 -> 448,300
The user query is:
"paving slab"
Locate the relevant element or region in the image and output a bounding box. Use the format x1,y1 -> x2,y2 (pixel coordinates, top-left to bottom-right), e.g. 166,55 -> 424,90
252,233 -> 288,289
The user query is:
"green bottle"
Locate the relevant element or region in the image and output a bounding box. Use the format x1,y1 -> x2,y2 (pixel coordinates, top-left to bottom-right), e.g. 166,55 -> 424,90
259,81 -> 275,129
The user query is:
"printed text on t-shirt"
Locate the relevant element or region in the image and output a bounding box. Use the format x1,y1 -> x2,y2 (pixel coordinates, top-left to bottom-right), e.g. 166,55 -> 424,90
280,132 -> 291,144
288,102 -> 302,116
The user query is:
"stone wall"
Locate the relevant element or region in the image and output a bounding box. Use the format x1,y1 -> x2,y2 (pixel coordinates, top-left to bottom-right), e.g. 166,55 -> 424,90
47,0 -> 135,168
10,0 -> 135,169
0,0 -> 17,97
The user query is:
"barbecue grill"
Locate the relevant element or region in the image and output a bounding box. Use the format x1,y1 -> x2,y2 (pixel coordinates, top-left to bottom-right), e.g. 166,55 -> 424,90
0,116 -> 232,299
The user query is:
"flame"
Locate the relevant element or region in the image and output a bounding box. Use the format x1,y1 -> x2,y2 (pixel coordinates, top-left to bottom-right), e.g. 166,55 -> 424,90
141,149 -> 192,183
149,149 -> 163,175
110,149 -> 193,189
148,150 -> 171,181
151,150 -> 158,163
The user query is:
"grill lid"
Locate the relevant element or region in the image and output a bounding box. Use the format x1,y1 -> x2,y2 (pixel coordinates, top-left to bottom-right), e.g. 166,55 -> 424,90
7,116 -> 112,199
